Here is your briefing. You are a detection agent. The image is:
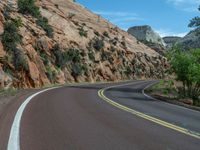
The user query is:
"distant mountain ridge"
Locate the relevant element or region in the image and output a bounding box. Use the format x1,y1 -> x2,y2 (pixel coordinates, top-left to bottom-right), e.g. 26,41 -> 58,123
128,25 -> 200,51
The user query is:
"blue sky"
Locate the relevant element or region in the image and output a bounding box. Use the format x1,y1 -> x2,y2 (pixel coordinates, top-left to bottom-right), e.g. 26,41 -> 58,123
77,0 -> 200,37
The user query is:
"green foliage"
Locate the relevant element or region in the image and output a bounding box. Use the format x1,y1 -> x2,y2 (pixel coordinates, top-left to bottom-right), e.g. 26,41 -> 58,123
110,38 -> 118,46
93,38 -> 104,51
68,12 -> 76,19
2,7 -> 28,72
2,21 -> 22,52
121,41 -> 126,48
18,0 -> 53,37
88,52 -> 95,62
94,30 -> 100,36
168,46 -> 200,102
36,16 -> 53,37
78,26 -> 87,37
40,52 -> 50,66
65,49 -> 81,63
124,67 -> 132,76
13,17 -> 23,28
3,5 -> 11,19
18,0 -> 40,17
103,31 -> 109,38
52,44 -> 84,76
189,5 -> 200,34
46,66 -> 56,83
52,44 -> 66,68
13,48 -> 28,71
71,63 -> 83,77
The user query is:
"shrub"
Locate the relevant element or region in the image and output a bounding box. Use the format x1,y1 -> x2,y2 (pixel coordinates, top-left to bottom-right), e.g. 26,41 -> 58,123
68,13 -> 76,19
65,49 -> 81,63
88,50 -> 95,61
103,31 -> 109,38
121,41 -> 126,48
18,0 -> 40,17
52,44 -> 66,68
71,63 -> 83,77
18,0 -> 53,37
2,21 -> 22,52
13,17 -> 23,28
71,63 -> 87,77
110,38 -> 118,46
93,38 -> 104,51
124,67 -> 132,76
94,30 -> 100,36
13,48 -> 28,71
78,26 -> 87,37
52,45 -> 82,68
110,46 -> 116,52
36,16 -> 53,37
3,5 -> 11,19
40,52 -> 50,65
46,66 -> 56,82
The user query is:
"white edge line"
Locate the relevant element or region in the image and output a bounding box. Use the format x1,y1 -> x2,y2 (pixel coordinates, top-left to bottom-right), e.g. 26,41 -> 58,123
7,87 -> 59,150
7,80 -> 131,150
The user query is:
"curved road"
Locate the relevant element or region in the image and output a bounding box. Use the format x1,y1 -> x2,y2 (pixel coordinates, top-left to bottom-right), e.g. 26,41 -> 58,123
3,80 -> 200,149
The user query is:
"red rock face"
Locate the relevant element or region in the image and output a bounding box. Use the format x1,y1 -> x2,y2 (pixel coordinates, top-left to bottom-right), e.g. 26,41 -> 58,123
0,0 -> 169,89
0,42 -> 5,58
0,11 -> 4,34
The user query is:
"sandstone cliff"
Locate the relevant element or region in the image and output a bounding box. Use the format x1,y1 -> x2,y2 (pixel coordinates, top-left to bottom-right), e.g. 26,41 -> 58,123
0,0 -> 168,89
128,25 -> 166,55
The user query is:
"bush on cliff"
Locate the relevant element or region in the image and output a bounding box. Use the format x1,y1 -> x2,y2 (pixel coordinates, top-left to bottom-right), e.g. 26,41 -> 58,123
2,21 -> 22,52
18,0 -> 40,17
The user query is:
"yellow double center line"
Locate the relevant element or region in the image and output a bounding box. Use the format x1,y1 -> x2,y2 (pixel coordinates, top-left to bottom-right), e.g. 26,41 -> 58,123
98,88 -> 200,140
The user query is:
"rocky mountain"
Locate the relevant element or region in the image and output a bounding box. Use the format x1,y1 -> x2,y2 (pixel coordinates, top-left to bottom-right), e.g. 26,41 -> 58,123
127,25 -> 166,55
163,36 -> 181,49
0,0 -> 168,89
177,28 -> 200,50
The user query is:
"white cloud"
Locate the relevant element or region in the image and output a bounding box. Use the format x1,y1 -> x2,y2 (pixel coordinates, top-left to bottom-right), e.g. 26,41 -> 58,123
156,29 -> 187,37
167,0 -> 200,12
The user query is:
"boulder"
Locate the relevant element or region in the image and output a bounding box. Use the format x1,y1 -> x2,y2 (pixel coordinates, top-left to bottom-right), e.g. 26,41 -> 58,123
0,65 -> 12,89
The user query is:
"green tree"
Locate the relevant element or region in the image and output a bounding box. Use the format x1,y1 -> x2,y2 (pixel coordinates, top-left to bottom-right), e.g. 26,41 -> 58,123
189,5 -> 200,34
168,46 -> 200,103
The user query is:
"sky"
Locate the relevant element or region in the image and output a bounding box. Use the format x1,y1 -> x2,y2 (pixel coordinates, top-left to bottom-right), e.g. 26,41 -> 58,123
77,0 -> 200,37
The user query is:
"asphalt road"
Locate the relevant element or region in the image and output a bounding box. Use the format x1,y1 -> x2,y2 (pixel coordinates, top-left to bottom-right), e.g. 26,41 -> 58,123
3,80 -> 200,150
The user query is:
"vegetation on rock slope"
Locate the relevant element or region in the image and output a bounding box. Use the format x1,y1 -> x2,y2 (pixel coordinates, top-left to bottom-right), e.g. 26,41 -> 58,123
0,0 -> 168,89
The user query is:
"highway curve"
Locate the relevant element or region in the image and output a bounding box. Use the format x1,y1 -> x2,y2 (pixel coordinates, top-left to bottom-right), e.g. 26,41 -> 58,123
3,80 -> 200,150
